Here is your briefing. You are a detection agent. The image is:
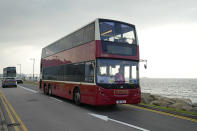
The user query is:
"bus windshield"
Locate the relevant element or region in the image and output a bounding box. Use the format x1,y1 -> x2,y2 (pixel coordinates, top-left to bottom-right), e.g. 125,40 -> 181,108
97,59 -> 139,84
7,67 -> 16,73
99,21 -> 136,44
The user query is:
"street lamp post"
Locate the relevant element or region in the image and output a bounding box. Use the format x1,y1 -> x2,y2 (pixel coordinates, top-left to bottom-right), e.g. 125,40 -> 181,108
17,64 -> 21,77
30,58 -> 35,81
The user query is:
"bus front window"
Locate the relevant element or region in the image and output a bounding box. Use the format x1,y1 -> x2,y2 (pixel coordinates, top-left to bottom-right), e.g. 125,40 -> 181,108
99,20 -> 138,56
97,59 -> 139,85
99,21 -> 136,44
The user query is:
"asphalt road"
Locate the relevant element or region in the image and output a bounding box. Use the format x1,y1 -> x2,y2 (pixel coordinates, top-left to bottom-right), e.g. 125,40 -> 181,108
0,82 -> 197,131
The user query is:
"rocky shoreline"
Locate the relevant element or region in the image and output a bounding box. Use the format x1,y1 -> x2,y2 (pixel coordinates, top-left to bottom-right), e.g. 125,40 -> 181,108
141,93 -> 197,113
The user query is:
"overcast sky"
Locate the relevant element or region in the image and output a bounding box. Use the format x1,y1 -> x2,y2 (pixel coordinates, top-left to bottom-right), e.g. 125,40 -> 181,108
0,0 -> 197,78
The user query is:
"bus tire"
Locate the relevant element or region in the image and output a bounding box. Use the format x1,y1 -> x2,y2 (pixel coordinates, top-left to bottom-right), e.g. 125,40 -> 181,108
74,88 -> 81,105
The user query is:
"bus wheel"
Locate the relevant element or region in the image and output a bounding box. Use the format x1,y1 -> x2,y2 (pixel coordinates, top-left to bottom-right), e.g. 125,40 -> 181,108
74,89 -> 81,105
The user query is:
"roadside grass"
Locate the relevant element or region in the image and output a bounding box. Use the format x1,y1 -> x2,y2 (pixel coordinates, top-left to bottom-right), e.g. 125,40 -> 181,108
23,80 -> 39,86
140,103 -> 197,116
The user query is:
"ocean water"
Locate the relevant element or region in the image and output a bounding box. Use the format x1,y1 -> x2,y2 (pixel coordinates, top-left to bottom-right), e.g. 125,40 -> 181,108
140,78 -> 197,103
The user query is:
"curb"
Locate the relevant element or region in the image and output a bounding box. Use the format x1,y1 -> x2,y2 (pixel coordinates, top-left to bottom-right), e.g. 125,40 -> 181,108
137,104 -> 197,120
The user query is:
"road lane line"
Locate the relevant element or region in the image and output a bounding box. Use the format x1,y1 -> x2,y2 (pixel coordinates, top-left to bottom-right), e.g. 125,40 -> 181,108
89,113 -> 150,131
18,85 -> 38,93
125,104 -> 197,123
19,85 -> 63,103
0,90 -> 28,131
110,118 -> 149,131
0,99 -> 8,131
0,96 -> 20,131
2,95 -> 28,131
50,97 -> 63,103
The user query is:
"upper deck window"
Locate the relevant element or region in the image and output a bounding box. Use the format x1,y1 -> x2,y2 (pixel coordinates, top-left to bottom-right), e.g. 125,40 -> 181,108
99,21 -> 136,44
7,67 -> 16,73
42,22 -> 95,58
99,20 -> 137,56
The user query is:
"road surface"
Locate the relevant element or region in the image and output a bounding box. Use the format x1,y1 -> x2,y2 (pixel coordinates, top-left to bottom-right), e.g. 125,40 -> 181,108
0,82 -> 197,131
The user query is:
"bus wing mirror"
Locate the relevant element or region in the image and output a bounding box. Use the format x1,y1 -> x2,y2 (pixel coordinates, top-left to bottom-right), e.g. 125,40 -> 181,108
144,64 -> 147,69
140,59 -> 147,69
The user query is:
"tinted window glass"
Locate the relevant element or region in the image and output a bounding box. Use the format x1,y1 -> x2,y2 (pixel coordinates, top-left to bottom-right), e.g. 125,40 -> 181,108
85,62 -> 95,83
42,61 -> 95,83
100,21 -> 136,44
97,59 -> 139,84
6,78 -> 15,80
42,23 -> 95,58
57,65 -> 64,81
99,20 -> 137,56
101,41 -> 137,56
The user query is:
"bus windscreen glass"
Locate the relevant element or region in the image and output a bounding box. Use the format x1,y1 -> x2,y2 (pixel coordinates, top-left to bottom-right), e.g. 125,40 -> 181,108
97,59 -> 139,85
99,21 -> 136,44
99,20 -> 137,56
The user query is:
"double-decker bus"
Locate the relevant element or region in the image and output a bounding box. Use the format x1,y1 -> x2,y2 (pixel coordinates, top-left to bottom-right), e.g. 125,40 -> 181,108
3,67 -> 16,78
40,18 -> 141,105
2,67 -> 17,87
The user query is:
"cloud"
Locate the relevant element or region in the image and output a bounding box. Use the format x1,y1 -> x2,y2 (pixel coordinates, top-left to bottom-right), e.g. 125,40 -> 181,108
139,22 -> 197,78
0,0 -> 196,77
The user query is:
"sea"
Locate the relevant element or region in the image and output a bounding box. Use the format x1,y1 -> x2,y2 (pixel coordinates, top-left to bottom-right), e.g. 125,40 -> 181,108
140,78 -> 197,103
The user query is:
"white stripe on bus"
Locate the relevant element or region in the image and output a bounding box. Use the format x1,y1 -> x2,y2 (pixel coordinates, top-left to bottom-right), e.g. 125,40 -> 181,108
42,80 -> 96,85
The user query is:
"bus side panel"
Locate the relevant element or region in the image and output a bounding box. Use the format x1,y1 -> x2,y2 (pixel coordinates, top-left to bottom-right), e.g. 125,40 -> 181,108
42,41 -> 96,68
80,84 -> 97,105
41,81 -> 141,106
41,81 -> 98,105
51,82 -> 74,100
41,81 -> 75,100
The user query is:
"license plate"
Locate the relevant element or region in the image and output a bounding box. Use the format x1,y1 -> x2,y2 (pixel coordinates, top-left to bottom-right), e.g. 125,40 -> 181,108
114,90 -> 128,95
116,100 -> 126,104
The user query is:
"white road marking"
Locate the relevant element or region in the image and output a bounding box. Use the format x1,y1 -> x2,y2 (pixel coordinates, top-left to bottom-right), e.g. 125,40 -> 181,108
18,85 -> 38,93
50,97 -> 63,103
18,85 -> 63,103
88,113 -> 150,131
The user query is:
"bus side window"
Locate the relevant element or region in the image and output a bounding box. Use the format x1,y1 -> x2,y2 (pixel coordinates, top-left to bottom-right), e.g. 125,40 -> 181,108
85,62 -> 94,83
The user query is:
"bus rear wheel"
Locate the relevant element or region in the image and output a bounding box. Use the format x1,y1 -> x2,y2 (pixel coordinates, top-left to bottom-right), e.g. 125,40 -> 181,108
74,89 -> 81,105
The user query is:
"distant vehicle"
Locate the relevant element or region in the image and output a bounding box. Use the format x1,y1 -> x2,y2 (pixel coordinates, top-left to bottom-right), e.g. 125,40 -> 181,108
40,18 -> 141,106
16,78 -> 23,84
2,77 -> 17,88
3,67 -> 16,78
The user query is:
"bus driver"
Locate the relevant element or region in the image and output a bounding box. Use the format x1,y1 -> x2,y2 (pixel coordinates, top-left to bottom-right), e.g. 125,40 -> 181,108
114,68 -> 125,84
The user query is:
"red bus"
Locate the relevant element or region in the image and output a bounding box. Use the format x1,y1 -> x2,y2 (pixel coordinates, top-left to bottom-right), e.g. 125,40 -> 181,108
40,18 -> 141,105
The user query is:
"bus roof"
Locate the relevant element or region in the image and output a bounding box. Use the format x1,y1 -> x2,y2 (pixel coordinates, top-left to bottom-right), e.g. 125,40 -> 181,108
42,18 -> 135,49
43,19 -> 97,49
41,18 -> 136,58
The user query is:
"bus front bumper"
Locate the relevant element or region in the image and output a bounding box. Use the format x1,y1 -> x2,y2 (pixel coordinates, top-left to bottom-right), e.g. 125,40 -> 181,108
95,87 -> 141,106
